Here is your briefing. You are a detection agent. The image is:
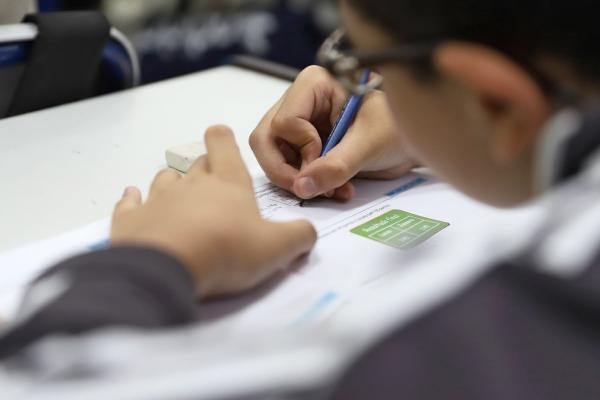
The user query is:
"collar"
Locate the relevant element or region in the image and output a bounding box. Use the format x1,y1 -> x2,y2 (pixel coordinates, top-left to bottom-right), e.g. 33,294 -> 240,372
534,108 -> 581,192
534,106 -> 600,192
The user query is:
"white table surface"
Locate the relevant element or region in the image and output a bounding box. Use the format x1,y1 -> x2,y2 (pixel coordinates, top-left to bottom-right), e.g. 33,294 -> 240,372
0,66 -> 290,252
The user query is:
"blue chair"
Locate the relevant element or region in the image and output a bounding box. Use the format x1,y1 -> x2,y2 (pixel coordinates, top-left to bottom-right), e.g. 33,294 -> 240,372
0,22 -> 140,118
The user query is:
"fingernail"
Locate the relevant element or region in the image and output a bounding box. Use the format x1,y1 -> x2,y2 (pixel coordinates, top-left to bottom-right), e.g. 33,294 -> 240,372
123,187 -> 135,196
296,177 -> 318,198
324,190 -> 335,198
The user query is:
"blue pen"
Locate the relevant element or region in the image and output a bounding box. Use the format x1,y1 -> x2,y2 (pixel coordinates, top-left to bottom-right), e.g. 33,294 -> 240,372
300,69 -> 371,206
321,69 -> 371,155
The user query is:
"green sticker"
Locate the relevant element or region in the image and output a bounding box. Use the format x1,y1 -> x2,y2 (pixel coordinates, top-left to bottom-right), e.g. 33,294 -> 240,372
351,210 -> 449,249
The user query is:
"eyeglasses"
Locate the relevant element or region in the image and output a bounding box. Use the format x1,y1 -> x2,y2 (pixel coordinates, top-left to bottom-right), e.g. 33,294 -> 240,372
317,28 -> 577,105
317,28 -> 436,96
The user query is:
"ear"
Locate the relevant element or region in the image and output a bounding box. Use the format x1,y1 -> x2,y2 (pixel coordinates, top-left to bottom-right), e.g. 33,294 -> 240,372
433,42 -> 551,164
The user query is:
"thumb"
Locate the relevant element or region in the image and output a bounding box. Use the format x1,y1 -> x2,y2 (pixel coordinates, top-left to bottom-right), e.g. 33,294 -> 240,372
293,154 -> 360,199
262,219 -> 317,267
292,124 -> 374,199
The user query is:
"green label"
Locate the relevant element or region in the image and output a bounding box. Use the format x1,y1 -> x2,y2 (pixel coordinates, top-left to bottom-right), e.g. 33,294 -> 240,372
351,210 -> 449,249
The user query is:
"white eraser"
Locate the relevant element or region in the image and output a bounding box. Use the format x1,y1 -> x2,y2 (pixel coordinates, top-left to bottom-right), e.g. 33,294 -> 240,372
165,141 -> 207,173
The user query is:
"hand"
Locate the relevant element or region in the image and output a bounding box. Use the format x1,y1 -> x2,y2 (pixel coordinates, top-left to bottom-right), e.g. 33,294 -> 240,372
250,65 -> 416,201
111,126 -> 317,298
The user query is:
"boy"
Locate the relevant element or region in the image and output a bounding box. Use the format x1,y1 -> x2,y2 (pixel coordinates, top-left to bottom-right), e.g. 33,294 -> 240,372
2,1 -> 600,398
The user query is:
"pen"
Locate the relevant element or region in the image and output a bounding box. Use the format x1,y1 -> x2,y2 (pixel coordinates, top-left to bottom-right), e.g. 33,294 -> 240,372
299,69 -> 371,207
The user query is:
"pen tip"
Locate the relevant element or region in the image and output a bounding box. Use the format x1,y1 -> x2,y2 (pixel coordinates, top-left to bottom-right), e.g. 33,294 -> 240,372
299,200 -> 305,207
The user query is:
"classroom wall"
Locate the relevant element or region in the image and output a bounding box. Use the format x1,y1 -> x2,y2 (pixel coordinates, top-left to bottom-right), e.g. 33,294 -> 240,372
0,0 -> 36,24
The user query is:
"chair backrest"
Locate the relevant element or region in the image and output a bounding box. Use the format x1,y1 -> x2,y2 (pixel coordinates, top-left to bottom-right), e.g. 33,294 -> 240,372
0,22 -> 140,118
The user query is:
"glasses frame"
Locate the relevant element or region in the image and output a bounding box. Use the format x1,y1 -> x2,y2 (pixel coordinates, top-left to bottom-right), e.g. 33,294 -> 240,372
317,28 -> 436,96
317,28 -> 576,105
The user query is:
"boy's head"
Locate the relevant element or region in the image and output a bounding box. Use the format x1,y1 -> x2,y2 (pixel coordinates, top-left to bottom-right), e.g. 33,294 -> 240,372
340,0 -> 597,207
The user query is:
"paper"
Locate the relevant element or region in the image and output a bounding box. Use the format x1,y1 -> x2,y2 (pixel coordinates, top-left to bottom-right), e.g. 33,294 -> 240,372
0,219 -> 110,321
0,172 -> 503,329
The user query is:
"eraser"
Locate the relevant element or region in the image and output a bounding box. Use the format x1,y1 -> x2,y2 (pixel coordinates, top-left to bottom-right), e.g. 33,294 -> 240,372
165,141 -> 207,173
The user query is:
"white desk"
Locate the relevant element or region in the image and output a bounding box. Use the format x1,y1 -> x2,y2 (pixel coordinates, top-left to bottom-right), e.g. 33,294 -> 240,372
0,66 -> 289,252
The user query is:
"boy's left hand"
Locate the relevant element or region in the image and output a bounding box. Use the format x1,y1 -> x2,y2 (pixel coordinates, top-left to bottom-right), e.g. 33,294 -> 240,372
110,125 -> 317,298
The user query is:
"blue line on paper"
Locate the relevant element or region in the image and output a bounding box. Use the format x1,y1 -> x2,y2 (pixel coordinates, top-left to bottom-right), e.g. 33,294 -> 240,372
292,291 -> 339,325
385,177 -> 427,197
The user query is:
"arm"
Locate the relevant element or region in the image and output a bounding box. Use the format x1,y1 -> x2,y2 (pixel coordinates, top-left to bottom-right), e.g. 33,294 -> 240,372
0,246 -> 196,360
0,125 -> 316,361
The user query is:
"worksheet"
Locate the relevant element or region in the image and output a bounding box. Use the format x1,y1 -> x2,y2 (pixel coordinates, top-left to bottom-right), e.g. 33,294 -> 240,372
0,172 -> 504,332
193,173 -> 501,336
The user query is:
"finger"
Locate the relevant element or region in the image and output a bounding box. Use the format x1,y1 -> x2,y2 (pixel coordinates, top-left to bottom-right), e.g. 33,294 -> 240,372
272,68 -> 346,167
291,125 -> 377,199
250,103 -> 301,191
149,168 -> 182,198
187,154 -> 209,178
204,125 -> 252,187
279,141 -> 300,167
280,65 -> 346,129
113,186 -> 142,216
269,113 -> 322,166
292,155 -> 358,200
261,219 -> 317,270
321,182 -> 354,201
332,182 -> 356,202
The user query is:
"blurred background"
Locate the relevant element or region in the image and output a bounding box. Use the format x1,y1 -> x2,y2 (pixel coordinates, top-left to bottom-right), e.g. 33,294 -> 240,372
36,0 -> 339,84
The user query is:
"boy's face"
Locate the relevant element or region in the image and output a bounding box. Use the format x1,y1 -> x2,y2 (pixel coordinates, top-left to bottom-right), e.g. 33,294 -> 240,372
340,2 -> 548,208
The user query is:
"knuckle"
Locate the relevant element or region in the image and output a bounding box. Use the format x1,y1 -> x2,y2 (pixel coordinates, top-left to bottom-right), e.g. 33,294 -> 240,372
205,124 -> 233,140
270,114 -> 291,134
248,129 -> 260,149
299,65 -> 329,82
196,155 -> 209,166
156,168 -> 179,180
326,158 -> 351,181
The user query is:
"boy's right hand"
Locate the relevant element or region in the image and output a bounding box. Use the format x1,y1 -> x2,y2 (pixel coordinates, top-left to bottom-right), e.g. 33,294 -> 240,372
250,66 -> 416,201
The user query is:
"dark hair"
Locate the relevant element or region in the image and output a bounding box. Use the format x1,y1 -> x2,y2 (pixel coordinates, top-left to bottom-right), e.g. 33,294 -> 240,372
347,0 -> 600,82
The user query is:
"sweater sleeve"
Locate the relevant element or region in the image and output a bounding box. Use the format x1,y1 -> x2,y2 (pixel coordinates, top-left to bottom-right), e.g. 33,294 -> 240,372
0,246 -> 198,360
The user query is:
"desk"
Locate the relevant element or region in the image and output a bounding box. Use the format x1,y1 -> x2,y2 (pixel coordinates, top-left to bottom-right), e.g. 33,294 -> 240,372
0,67 -> 289,252
0,64 -> 540,356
